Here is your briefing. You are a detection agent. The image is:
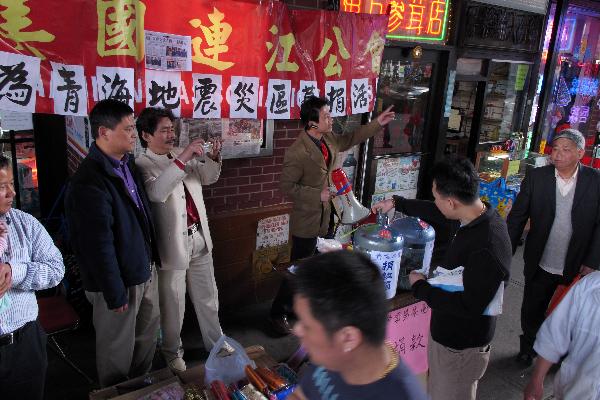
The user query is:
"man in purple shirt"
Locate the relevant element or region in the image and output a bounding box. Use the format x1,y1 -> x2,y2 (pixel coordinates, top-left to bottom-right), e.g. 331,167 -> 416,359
65,99 -> 161,387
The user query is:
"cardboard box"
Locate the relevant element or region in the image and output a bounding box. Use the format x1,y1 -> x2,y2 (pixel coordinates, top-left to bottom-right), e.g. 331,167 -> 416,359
89,368 -> 174,400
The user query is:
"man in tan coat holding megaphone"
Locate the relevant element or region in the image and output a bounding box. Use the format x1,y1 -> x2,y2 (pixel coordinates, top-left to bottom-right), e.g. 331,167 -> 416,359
269,95 -> 394,334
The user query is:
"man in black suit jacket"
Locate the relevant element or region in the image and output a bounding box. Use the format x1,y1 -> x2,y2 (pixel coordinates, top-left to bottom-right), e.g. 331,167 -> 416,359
507,129 -> 600,366
65,99 -> 161,387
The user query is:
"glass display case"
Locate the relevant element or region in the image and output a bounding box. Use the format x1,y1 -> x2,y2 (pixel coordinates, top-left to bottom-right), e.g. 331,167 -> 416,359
372,59 -> 433,156
445,58 -> 532,160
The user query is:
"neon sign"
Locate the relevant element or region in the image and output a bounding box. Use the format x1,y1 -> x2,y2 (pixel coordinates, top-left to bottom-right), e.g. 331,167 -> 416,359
342,0 -> 450,42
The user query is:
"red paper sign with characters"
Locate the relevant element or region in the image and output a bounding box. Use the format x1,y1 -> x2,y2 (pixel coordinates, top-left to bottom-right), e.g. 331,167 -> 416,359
0,1 -> 388,119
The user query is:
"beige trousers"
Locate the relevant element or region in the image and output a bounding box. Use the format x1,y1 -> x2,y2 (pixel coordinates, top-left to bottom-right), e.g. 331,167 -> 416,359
427,336 -> 491,400
85,268 -> 159,387
158,228 -> 222,361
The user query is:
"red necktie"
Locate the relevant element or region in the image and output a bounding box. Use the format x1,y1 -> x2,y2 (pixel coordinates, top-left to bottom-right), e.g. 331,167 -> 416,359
320,141 -> 329,166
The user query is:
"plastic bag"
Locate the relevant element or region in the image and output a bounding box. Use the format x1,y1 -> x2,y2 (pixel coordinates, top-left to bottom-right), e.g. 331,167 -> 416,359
427,266 -> 504,316
204,335 -> 256,386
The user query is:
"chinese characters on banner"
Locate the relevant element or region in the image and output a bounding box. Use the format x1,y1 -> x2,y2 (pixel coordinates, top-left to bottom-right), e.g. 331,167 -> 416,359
256,214 -> 290,249
386,301 -> 431,374
0,1 -> 388,119
342,0 -> 450,42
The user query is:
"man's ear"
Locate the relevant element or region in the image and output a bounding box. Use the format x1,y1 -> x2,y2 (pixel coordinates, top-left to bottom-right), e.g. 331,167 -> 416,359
335,326 -> 363,353
97,126 -> 110,139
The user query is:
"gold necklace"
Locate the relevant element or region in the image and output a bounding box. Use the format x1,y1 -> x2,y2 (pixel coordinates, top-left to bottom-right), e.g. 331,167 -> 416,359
478,203 -> 486,217
380,342 -> 399,380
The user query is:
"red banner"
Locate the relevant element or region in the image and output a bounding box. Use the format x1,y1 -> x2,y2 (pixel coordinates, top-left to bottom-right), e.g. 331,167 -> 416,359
0,1 -> 388,119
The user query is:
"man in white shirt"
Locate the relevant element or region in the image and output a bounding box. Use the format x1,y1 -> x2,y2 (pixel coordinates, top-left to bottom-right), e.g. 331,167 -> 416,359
524,271 -> 600,399
507,129 -> 600,366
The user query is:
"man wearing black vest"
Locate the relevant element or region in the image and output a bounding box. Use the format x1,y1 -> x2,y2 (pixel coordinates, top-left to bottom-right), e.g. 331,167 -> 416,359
507,129 -> 600,366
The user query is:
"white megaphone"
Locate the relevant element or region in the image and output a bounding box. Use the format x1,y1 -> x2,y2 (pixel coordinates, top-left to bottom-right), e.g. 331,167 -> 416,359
331,168 -> 371,224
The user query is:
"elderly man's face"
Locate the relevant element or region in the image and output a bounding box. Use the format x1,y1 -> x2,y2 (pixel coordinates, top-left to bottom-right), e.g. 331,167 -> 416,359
551,137 -> 584,172
0,167 -> 15,215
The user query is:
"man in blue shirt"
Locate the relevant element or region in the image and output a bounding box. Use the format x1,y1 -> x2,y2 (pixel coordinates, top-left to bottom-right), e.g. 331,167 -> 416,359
65,99 -> 161,387
0,154 -> 65,399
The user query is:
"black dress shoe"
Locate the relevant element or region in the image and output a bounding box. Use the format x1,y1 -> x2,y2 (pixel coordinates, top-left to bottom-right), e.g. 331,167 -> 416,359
269,315 -> 293,337
515,351 -> 535,367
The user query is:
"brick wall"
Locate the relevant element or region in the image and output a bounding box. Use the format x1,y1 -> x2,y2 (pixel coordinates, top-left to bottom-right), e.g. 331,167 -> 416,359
201,120 -> 302,215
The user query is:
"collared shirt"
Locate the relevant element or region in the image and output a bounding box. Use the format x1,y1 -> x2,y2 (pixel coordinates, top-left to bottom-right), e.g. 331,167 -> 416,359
306,131 -> 330,166
534,272 -> 600,399
555,165 -> 578,197
104,152 -> 146,212
0,208 -> 64,334
171,155 -> 201,226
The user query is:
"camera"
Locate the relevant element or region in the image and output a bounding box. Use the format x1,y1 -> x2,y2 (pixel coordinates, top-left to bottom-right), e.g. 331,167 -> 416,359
201,141 -> 213,154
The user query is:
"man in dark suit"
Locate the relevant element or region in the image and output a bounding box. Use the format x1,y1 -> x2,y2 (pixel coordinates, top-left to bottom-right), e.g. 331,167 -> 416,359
65,99 -> 161,387
507,129 -> 600,366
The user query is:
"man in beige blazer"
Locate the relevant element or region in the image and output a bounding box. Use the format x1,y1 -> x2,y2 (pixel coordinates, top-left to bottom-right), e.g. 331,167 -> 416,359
135,107 -> 222,373
269,96 -> 395,333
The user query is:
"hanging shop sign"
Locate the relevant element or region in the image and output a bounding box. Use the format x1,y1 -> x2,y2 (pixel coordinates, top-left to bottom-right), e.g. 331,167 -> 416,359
0,1 -> 388,119
341,0 -> 450,42
460,2 -> 545,53
474,0 -> 548,15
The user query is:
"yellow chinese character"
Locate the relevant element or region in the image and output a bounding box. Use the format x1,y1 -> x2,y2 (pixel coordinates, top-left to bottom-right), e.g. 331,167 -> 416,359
265,25 -> 299,73
369,0 -> 386,14
406,0 -> 425,35
0,0 -> 55,60
189,7 -> 234,71
97,0 -> 145,61
388,1 -> 405,32
342,0 -> 362,13
427,0 -> 446,35
316,26 -> 350,78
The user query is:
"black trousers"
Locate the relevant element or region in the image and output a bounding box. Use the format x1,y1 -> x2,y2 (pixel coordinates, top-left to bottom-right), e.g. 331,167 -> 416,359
520,266 -> 563,355
270,236 -> 317,318
0,320 -> 47,399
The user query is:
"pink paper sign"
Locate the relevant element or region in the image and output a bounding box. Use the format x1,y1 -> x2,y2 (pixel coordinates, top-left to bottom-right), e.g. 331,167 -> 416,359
386,301 -> 431,374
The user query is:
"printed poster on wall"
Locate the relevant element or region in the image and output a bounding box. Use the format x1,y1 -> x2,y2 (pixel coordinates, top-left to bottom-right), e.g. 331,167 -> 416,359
144,30 -> 192,72
374,155 -> 421,194
256,214 -> 290,249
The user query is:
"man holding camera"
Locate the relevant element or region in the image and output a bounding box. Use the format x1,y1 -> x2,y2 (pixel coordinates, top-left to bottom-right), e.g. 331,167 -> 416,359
135,107 -> 223,373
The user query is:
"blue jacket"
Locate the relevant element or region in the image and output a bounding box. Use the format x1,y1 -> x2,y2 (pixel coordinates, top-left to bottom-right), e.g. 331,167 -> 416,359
65,143 -> 160,309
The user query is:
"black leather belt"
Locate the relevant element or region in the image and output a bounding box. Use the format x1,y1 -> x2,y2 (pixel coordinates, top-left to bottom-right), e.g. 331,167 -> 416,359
187,222 -> 200,236
0,321 -> 32,348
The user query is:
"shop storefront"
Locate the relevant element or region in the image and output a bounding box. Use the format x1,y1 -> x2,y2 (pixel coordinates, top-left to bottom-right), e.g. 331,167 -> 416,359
340,0 -> 453,211
534,0 -> 600,166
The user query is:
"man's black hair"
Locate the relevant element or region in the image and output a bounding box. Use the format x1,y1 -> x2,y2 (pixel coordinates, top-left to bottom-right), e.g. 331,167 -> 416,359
0,155 -> 10,171
292,251 -> 387,346
300,96 -> 329,131
89,99 -> 134,140
136,107 -> 175,148
431,156 -> 480,204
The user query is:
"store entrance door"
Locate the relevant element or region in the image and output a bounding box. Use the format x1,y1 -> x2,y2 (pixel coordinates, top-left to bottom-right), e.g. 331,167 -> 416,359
446,58 -> 532,163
